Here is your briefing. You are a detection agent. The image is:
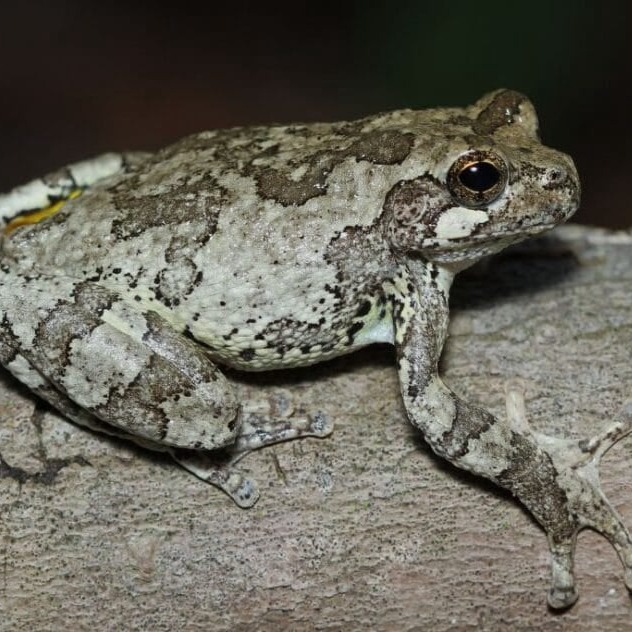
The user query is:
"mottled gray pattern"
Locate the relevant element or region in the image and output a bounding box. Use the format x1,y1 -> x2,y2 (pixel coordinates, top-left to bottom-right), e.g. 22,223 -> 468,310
0,89 -> 628,608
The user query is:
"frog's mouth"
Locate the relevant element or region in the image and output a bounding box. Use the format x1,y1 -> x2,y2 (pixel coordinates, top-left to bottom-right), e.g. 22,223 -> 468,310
419,221 -> 560,266
423,220 -> 559,249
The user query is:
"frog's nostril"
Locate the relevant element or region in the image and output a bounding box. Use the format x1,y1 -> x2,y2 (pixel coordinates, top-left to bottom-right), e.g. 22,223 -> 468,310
545,165 -> 579,194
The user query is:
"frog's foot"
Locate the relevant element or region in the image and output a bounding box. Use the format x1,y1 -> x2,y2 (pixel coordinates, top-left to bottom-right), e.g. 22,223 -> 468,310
169,395 -> 332,508
505,382 -> 632,609
233,391 -> 333,454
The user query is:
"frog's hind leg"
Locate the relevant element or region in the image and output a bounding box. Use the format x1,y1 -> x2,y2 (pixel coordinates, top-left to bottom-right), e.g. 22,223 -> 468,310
14,379 -> 263,508
16,372 -> 331,509
0,269 -> 331,508
0,270 -> 249,502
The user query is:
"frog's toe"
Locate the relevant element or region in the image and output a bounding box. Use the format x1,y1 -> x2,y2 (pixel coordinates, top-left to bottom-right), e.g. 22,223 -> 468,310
545,484 -> 632,609
579,400 -> 632,461
307,410 -> 333,437
548,542 -> 579,609
169,448 -> 260,508
229,476 -> 260,508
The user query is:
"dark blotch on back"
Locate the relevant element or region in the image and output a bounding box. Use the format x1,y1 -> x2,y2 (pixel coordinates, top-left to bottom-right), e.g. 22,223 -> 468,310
247,130 -> 414,207
110,171 -> 228,241
349,130 -> 415,165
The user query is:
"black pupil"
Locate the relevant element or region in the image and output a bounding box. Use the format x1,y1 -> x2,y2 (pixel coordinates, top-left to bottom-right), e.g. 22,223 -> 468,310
458,161 -> 500,192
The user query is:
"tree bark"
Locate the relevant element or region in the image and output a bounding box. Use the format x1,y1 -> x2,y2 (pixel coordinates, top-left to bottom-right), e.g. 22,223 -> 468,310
2,224 -> 632,631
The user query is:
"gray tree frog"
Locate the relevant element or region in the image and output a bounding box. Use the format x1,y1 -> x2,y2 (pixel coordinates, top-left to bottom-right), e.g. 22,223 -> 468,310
0,89 -> 631,608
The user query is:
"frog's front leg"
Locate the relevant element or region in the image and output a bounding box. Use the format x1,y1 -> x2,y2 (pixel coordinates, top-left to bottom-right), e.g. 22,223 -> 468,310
0,271 -> 331,507
391,262 -> 632,608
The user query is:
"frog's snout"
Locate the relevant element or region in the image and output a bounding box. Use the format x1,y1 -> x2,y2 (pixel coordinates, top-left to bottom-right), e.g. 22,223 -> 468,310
539,151 -> 581,221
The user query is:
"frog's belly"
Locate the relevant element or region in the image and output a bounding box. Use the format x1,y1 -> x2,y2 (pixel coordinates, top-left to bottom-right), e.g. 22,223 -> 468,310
184,298 -> 395,371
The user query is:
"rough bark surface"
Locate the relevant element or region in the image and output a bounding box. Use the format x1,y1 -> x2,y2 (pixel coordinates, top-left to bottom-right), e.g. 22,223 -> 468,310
1,224 -> 632,631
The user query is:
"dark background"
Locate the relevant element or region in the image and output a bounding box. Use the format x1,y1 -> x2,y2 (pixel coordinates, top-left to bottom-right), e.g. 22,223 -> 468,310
2,1 -> 630,226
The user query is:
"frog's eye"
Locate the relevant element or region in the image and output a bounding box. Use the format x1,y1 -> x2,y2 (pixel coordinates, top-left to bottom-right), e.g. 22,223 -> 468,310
447,150 -> 508,207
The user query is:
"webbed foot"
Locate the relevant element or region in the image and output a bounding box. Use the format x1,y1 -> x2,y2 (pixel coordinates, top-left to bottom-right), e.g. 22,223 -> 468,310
171,396 -> 332,508
505,382 -> 632,608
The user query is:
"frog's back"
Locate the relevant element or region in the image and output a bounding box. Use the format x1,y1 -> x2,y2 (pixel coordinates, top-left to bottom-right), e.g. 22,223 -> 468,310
1,108 -> 447,313
1,111 -> 442,366
4,110 -> 428,263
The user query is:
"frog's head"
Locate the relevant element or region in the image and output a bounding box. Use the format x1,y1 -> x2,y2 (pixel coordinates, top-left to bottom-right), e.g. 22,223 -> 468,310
385,89 -> 580,270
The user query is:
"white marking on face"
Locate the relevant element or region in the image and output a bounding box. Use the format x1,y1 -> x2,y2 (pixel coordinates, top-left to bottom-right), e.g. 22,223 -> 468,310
434,208 -> 489,239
